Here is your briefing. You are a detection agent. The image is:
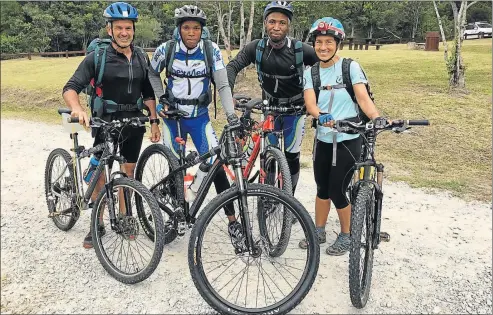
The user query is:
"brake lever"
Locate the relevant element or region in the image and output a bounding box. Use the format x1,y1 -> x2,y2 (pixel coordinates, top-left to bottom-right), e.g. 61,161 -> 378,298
393,126 -> 411,133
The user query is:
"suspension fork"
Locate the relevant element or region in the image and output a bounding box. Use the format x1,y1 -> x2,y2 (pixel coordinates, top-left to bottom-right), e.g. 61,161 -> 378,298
373,163 -> 385,248
233,162 -> 256,252
175,119 -> 191,223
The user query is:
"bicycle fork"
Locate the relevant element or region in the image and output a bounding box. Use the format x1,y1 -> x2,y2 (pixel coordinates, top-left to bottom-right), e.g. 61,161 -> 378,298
232,162 -> 260,256
373,163 -> 390,247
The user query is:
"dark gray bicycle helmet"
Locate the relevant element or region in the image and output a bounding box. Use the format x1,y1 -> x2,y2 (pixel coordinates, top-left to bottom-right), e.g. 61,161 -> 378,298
174,5 -> 207,26
263,1 -> 294,21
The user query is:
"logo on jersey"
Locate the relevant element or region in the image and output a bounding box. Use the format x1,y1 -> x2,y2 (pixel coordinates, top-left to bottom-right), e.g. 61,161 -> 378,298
336,75 -> 343,84
290,65 -> 295,69
214,49 -> 221,62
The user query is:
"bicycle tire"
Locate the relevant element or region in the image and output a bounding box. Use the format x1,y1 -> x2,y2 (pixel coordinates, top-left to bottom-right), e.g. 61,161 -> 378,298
44,148 -> 79,231
189,183 -> 319,314
92,177 -> 165,284
348,183 -> 375,308
135,143 -> 184,244
257,146 -> 293,257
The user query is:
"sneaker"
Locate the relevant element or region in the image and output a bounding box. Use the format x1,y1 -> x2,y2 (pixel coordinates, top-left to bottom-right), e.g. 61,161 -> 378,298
326,232 -> 350,256
298,230 -> 327,249
83,226 -> 106,249
228,221 -> 246,252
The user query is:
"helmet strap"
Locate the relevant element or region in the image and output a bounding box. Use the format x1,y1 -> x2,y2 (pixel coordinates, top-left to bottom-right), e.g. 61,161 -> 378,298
319,47 -> 339,64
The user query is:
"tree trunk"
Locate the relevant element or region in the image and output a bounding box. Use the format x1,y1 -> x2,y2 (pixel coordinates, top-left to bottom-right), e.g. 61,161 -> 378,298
451,1 -> 467,89
433,0 -> 449,62
435,1 -> 477,90
215,3 -> 232,59
368,24 -> 373,39
246,1 -> 255,44
351,25 -> 355,38
239,0 -> 245,50
304,30 -> 311,43
227,1 -> 233,52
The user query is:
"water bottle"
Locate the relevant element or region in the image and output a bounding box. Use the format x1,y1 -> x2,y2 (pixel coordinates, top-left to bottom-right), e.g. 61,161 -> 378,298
83,156 -> 100,184
185,162 -> 211,203
183,173 -> 194,202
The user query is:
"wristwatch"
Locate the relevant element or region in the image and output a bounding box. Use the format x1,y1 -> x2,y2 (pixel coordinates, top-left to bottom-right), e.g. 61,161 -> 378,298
150,118 -> 160,125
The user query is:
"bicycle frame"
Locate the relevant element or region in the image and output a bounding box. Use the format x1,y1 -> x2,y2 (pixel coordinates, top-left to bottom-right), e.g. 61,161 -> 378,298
151,123 -> 260,252
232,112 -> 284,183
65,128 -> 132,230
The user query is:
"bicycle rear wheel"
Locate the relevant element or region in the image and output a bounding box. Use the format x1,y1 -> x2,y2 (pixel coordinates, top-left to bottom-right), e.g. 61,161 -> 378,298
91,177 -> 165,284
257,146 -> 293,257
44,148 -> 79,231
189,183 -> 319,314
348,183 -> 375,308
135,143 -> 184,244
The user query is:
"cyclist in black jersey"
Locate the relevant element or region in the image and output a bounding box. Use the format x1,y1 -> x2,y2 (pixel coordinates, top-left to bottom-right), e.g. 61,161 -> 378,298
226,1 -> 319,195
62,2 -> 160,249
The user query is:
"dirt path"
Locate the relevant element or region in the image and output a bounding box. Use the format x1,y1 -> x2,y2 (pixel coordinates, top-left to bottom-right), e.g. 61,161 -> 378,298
1,119 -> 491,314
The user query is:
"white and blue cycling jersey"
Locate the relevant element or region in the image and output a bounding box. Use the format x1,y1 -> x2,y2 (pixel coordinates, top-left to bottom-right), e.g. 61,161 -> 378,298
150,40 -> 225,118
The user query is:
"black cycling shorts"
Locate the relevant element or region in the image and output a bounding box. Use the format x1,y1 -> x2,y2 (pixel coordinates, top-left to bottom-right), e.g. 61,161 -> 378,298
313,136 -> 362,209
92,112 -> 146,164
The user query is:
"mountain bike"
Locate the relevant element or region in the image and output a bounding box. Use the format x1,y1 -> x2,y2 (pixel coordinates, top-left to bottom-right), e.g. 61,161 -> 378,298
44,109 -> 164,284
232,94 -> 306,256
135,98 -> 299,257
335,118 -> 430,308
135,115 -> 320,314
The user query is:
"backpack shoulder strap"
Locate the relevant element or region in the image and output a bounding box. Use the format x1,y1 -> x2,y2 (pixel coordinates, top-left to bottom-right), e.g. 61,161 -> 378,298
94,44 -> 109,87
165,39 -> 176,78
134,45 -> 149,76
342,57 -> 356,103
292,38 -> 304,85
202,39 -> 217,118
203,39 -> 214,79
255,38 -> 267,83
311,62 -> 321,103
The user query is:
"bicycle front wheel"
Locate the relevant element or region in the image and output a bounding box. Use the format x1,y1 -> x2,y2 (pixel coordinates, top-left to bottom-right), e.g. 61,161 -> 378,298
92,177 -> 165,284
189,183 -> 319,314
349,183 -> 376,308
257,146 -> 293,257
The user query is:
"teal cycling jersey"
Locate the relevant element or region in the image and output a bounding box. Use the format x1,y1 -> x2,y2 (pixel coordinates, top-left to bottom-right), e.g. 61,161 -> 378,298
304,57 -> 368,143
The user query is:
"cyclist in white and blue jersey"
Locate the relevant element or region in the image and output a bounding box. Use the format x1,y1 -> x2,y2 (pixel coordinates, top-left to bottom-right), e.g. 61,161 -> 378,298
148,5 -> 243,241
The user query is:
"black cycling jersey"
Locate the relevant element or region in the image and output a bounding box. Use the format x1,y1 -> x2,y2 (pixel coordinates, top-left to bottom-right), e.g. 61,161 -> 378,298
63,44 -> 155,107
226,38 -> 318,105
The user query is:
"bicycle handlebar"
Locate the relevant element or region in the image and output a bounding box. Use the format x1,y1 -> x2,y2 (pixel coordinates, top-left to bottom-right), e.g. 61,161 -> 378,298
234,94 -> 304,115
335,119 -> 430,134
66,116 -> 149,126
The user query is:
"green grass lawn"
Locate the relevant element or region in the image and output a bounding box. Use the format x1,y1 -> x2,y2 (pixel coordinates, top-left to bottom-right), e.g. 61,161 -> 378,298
2,40 -> 491,200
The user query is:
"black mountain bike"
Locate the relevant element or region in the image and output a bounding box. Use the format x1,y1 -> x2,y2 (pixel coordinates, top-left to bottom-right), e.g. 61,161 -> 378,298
44,109 -> 164,284
335,118 -> 430,308
135,112 -> 320,314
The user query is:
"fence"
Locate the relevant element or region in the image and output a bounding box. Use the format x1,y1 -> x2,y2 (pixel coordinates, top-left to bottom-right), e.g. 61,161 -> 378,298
2,50 -> 86,60
3,38 -> 404,60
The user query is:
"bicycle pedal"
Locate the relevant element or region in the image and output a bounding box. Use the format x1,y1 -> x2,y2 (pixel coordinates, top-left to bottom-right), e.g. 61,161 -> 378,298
380,232 -> 390,242
177,221 -> 187,236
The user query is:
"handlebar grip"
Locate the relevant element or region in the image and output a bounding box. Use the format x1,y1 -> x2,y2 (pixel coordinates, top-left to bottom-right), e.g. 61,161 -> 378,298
67,117 -> 79,123
233,94 -> 251,101
407,120 -> 430,126
58,108 -> 72,115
